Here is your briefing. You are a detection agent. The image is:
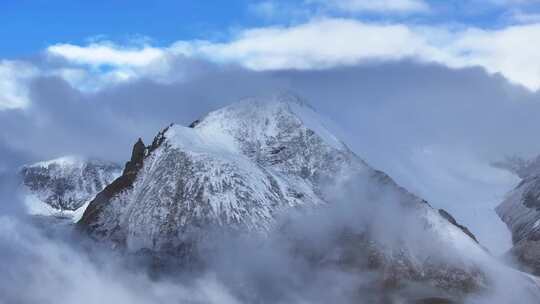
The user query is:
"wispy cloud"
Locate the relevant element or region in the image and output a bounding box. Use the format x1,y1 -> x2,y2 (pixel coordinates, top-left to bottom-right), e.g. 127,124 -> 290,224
47,42 -> 165,67
248,1 -> 280,19
45,42 -> 185,91
508,9 -> 540,23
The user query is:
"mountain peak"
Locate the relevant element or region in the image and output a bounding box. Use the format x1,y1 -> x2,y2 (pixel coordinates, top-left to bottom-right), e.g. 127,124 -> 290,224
175,92 -> 345,155
78,94 -> 361,250
78,93 -> 479,263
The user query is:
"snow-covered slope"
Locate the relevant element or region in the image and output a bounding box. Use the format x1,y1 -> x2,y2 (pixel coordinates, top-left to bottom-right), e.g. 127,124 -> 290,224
20,156 -> 121,221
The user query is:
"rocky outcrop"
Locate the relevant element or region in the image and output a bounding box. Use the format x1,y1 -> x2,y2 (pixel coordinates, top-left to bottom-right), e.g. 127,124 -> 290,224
438,209 -> 479,243
497,171 -> 540,273
80,126 -> 173,232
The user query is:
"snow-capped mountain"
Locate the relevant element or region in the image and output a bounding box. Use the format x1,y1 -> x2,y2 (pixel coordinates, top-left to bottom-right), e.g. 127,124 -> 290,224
20,156 -> 121,221
77,93 -> 537,300
79,93 -> 477,249
496,158 -> 540,274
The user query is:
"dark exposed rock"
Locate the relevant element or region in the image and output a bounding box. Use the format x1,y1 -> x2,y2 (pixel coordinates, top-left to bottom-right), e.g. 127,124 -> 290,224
523,190 -> 540,210
125,138 -> 146,175
188,119 -> 200,128
78,138 -> 151,231
438,209 -> 479,244
78,124 -> 174,235
500,237 -> 540,285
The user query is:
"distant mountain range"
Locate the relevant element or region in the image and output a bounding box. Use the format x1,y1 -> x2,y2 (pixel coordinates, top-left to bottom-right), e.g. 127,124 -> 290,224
20,156 -> 121,221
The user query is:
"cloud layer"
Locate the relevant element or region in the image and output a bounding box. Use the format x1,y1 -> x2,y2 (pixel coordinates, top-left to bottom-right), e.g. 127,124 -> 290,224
14,18 -> 535,100
0,167 -> 537,304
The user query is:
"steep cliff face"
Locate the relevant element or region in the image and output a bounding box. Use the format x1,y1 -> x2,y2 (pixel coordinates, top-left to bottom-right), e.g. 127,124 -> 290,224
20,156 -> 121,220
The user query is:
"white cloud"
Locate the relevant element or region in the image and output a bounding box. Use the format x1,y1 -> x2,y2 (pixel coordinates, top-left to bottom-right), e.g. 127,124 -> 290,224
171,19 -> 435,70
47,42 -> 165,67
314,0 -> 430,13
45,42 -> 179,91
446,24 -> 540,90
171,18 -> 540,90
0,43 -> 179,111
2,17 -> 540,112
0,61 -> 38,110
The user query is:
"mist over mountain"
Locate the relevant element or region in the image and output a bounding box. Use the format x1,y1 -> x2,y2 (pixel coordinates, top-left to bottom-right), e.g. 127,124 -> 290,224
2,93 -> 540,303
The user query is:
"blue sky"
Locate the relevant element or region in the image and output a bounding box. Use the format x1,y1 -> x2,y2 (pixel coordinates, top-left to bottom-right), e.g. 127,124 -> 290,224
1,0 -> 540,111
0,0 -> 254,58
3,0 -> 540,58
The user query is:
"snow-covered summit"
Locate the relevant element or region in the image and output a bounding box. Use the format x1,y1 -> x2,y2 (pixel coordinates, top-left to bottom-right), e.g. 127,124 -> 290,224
183,92 -> 346,153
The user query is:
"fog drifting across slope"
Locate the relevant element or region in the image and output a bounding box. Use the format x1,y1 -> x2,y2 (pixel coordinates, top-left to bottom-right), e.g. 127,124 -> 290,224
0,171 -> 242,304
1,168 -> 539,304
0,218 -> 243,304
